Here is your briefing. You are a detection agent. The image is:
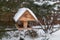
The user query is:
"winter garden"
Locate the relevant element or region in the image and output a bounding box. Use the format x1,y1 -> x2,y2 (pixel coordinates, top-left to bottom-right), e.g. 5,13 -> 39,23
0,0 -> 60,40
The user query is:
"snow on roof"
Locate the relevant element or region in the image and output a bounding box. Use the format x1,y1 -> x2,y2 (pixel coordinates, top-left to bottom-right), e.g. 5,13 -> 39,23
13,8 -> 38,22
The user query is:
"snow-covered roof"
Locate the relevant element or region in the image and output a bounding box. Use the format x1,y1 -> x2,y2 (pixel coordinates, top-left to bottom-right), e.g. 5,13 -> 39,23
13,8 -> 38,22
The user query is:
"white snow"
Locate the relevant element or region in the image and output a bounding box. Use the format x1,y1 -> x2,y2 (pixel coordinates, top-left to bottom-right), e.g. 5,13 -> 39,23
13,8 -> 38,22
34,1 -> 56,6
54,6 -> 58,10
6,0 -> 8,2
53,24 -> 60,27
52,30 -> 60,35
34,2 -> 43,5
1,30 -> 20,40
34,1 -> 60,11
57,18 -> 60,20
1,25 -> 60,40
49,30 -> 60,40
32,26 -> 41,29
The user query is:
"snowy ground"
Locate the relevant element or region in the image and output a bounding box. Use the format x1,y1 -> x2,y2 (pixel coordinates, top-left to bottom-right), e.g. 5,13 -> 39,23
50,30 -> 60,40
1,29 -> 60,40
1,25 -> 60,40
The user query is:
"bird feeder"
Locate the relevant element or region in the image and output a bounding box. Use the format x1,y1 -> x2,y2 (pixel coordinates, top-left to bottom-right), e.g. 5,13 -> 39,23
13,8 -> 38,30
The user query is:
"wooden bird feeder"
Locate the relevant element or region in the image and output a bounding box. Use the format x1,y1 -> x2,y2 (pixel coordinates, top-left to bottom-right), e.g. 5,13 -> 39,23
13,8 -> 38,30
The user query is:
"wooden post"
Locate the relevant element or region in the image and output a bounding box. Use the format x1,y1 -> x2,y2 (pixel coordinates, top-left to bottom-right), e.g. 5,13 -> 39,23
23,21 -> 28,29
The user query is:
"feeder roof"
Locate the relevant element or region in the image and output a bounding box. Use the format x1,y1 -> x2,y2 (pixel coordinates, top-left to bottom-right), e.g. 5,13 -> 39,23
13,8 -> 38,22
